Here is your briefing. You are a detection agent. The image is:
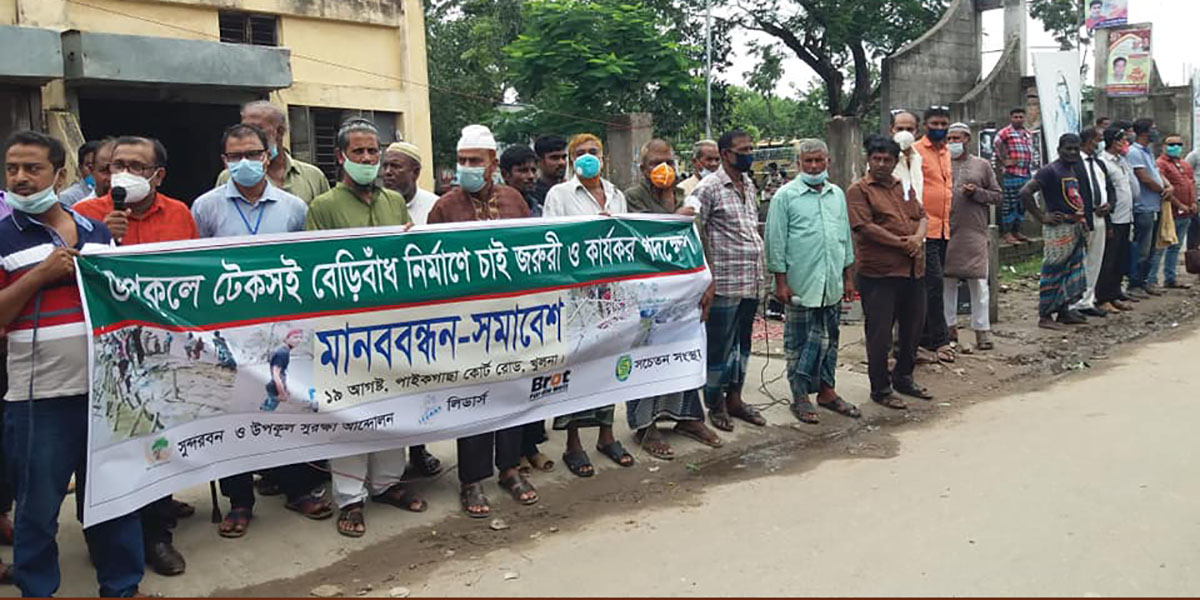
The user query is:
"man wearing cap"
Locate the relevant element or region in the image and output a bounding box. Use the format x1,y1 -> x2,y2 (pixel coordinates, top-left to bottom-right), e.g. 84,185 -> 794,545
428,125 -> 537,518
306,118 -> 426,538
382,141 -> 440,226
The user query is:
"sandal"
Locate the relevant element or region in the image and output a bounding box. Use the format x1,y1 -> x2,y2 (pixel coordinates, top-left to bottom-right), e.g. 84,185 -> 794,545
596,441 -> 635,467
635,428 -> 676,460
936,345 -> 956,363
459,482 -> 491,519
562,449 -> 595,478
526,452 -> 555,472
218,507 -> 252,539
498,474 -> 539,505
171,500 -> 195,520
708,408 -> 735,432
371,484 -> 427,512
894,382 -> 934,400
728,403 -> 767,427
337,503 -> 366,538
790,399 -> 820,424
817,396 -> 861,419
915,348 -> 939,365
407,446 -> 443,478
872,394 -> 908,410
284,493 -> 334,520
672,422 -> 723,448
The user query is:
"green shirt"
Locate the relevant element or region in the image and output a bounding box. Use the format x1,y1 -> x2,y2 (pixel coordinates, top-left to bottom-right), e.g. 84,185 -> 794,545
764,179 -> 854,308
217,153 -> 331,204
305,182 -> 411,231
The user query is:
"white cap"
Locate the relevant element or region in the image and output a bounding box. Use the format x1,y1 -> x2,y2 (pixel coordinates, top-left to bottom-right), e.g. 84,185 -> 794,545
457,125 -> 497,151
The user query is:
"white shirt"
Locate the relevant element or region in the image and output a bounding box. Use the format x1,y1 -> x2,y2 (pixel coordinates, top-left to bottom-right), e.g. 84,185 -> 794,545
1100,150 -> 1135,225
407,188 -> 439,226
893,149 -> 924,205
543,177 -> 627,216
1082,152 -> 1109,220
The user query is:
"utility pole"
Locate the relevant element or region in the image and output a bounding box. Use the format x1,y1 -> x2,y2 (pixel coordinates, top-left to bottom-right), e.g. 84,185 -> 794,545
705,0 -> 712,139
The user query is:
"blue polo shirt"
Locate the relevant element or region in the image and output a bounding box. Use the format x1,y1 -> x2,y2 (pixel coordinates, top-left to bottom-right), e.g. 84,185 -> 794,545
1126,142 -> 1163,214
190,180 -> 308,238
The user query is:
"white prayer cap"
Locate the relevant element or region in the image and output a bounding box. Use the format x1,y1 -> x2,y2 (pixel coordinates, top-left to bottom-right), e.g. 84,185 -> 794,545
386,141 -> 422,164
457,125 -> 497,151
948,122 -> 971,134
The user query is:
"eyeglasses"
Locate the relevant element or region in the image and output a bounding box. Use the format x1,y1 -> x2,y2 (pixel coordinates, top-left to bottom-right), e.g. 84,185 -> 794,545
110,160 -> 159,176
224,149 -> 266,162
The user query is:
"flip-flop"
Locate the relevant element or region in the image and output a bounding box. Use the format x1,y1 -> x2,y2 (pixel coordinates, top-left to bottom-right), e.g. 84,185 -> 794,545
218,507 -> 252,539
596,441 -> 635,467
635,428 -> 676,460
563,449 -> 595,477
872,394 -> 908,410
284,493 -> 334,520
672,423 -> 723,448
708,409 -> 735,432
728,404 -> 767,427
817,396 -> 861,418
790,399 -> 820,424
371,485 -> 427,512
498,474 -> 539,506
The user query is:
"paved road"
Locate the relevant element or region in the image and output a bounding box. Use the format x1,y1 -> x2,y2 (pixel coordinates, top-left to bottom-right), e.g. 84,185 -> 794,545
409,330 -> 1200,596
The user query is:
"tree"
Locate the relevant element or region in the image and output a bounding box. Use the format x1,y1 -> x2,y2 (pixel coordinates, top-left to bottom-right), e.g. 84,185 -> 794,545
501,0 -> 704,139
1029,0 -> 1085,50
732,0 -> 945,118
744,43 -> 784,128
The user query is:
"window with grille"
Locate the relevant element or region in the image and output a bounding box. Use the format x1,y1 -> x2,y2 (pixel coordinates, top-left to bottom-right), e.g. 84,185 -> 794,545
218,11 -> 278,46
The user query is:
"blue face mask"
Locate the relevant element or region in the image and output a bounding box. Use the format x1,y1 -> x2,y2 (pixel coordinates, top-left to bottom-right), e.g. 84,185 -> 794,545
228,158 -> 267,187
732,152 -> 754,173
800,170 -> 828,186
5,183 -> 61,215
83,174 -> 96,189
269,145 -> 279,160
1167,144 -> 1184,158
457,165 -> 488,193
927,128 -> 948,142
574,154 -> 602,179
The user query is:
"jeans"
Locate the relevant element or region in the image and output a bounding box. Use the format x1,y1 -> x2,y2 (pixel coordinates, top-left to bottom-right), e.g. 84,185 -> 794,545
703,296 -> 759,408
1164,214 -> 1196,285
1129,211 -> 1159,289
5,396 -> 143,597
921,239 -> 949,350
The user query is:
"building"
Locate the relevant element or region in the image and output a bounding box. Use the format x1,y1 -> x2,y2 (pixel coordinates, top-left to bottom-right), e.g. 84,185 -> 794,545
0,0 -> 433,200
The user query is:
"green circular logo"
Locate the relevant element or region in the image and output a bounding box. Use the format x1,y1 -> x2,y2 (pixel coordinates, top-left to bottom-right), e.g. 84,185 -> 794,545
615,354 -> 633,382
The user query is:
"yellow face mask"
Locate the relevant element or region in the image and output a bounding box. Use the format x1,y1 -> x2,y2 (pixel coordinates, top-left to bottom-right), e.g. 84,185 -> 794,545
649,162 -> 676,189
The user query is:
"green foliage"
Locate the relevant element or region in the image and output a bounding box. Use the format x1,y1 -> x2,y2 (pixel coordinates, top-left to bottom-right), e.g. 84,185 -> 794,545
1029,0 -> 1084,50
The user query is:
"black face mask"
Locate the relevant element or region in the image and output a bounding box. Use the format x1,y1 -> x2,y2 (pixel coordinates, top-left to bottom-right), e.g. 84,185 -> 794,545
731,152 -> 754,173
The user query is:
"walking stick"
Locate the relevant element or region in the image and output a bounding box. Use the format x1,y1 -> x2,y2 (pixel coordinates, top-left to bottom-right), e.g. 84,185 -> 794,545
209,481 -> 222,523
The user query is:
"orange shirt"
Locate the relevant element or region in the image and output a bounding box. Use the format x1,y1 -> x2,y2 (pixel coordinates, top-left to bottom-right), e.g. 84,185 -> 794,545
74,191 -> 198,244
915,136 -> 953,240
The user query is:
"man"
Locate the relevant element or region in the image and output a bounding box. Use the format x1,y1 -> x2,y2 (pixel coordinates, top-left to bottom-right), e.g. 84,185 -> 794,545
624,139 -> 723,456
192,123 -> 333,537
1096,116 -> 1112,130
915,105 -> 954,362
889,110 -> 923,204
58,140 -> 100,206
218,100 -> 330,203
761,162 -> 783,202
1155,134 -> 1197,288
765,139 -> 858,424
1068,127 -> 1118,318
73,136 -> 196,576
427,125 -> 538,516
942,123 -> 1003,350
529,135 -> 568,213
1111,57 -> 1128,82
847,135 -> 933,409
0,130 -> 144,597
381,141 -> 440,225
1097,125 -> 1138,313
262,329 -> 304,412
306,118 -> 425,537
1020,133 -> 1090,330
694,130 -> 768,432
1126,118 -> 1172,297
994,107 -> 1036,244
499,144 -> 541,216
679,139 -> 720,197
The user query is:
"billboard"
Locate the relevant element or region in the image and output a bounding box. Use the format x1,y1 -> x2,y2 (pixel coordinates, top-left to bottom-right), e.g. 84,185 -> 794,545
1106,25 -> 1152,97
1086,0 -> 1128,31
1033,51 -> 1082,163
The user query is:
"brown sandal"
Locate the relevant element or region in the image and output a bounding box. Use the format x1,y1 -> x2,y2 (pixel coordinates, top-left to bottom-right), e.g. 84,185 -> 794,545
218,507 -> 252,539
459,482 -> 491,518
371,485 -> 427,512
337,504 -> 366,537
498,474 -> 539,505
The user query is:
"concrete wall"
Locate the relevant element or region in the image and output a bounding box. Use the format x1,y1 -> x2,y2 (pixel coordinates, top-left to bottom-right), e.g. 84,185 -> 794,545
953,35 -> 1023,127
826,116 -> 863,190
606,113 -> 653,192
880,0 -> 981,132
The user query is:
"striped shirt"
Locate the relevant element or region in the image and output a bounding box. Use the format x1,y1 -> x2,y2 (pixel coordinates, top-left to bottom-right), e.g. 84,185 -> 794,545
695,168 -> 765,299
1,208 -> 113,401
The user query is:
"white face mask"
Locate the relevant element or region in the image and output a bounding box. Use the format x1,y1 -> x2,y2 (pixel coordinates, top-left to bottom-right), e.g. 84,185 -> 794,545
110,171 -> 152,204
893,131 -> 916,151
948,142 -> 965,159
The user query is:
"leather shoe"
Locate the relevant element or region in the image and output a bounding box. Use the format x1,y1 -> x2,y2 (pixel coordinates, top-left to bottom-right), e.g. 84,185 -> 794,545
1080,306 -> 1108,318
1111,299 -> 1134,311
146,541 -> 186,576
1145,285 -> 1166,296
1057,310 -> 1087,325
1126,288 -> 1150,300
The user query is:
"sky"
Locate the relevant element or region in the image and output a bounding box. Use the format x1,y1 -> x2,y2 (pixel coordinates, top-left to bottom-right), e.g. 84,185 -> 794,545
724,0 -> 1199,99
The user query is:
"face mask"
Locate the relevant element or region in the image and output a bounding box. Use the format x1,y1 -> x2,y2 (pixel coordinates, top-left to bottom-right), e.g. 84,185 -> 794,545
927,128 -> 948,142
5,183 -> 60,214
649,162 -> 676,189
948,142 -> 965,159
342,158 -> 380,186
269,145 -> 279,160
698,168 -> 713,179
83,174 -> 96,189
228,158 -> 267,187
1167,145 -> 1184,158
575,154 -> 602,179
893,130 -> 915,151
732,152 -> 754,173
800,170 -> 828,186
111,171 -> 152,204
457,165 -> 488,193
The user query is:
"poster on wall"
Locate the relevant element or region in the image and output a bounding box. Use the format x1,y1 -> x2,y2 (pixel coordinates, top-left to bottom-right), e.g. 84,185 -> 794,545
978,128 -> 997,165
1086,0 -> 1128,31
1106,25 -> 1152,97
1033,51 -> 1081,163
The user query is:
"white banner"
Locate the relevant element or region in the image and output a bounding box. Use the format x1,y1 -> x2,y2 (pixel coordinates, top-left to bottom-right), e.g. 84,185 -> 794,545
1034,51 -> 1082,163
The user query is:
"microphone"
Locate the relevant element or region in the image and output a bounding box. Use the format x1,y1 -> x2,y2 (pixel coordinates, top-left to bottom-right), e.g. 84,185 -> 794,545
111,186 -> 126,211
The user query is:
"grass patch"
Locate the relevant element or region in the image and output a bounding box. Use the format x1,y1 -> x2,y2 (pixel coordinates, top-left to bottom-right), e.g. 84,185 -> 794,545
998,255 -> 1041,285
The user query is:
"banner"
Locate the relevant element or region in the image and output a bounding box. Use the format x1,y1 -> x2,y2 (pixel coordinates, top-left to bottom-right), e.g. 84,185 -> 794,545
1192,69 -> 1200,152
1033,51 -> 1081,163
78,216 -> 710,526
1105,25 -> 1152,97
1086,0 -> 1128,31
